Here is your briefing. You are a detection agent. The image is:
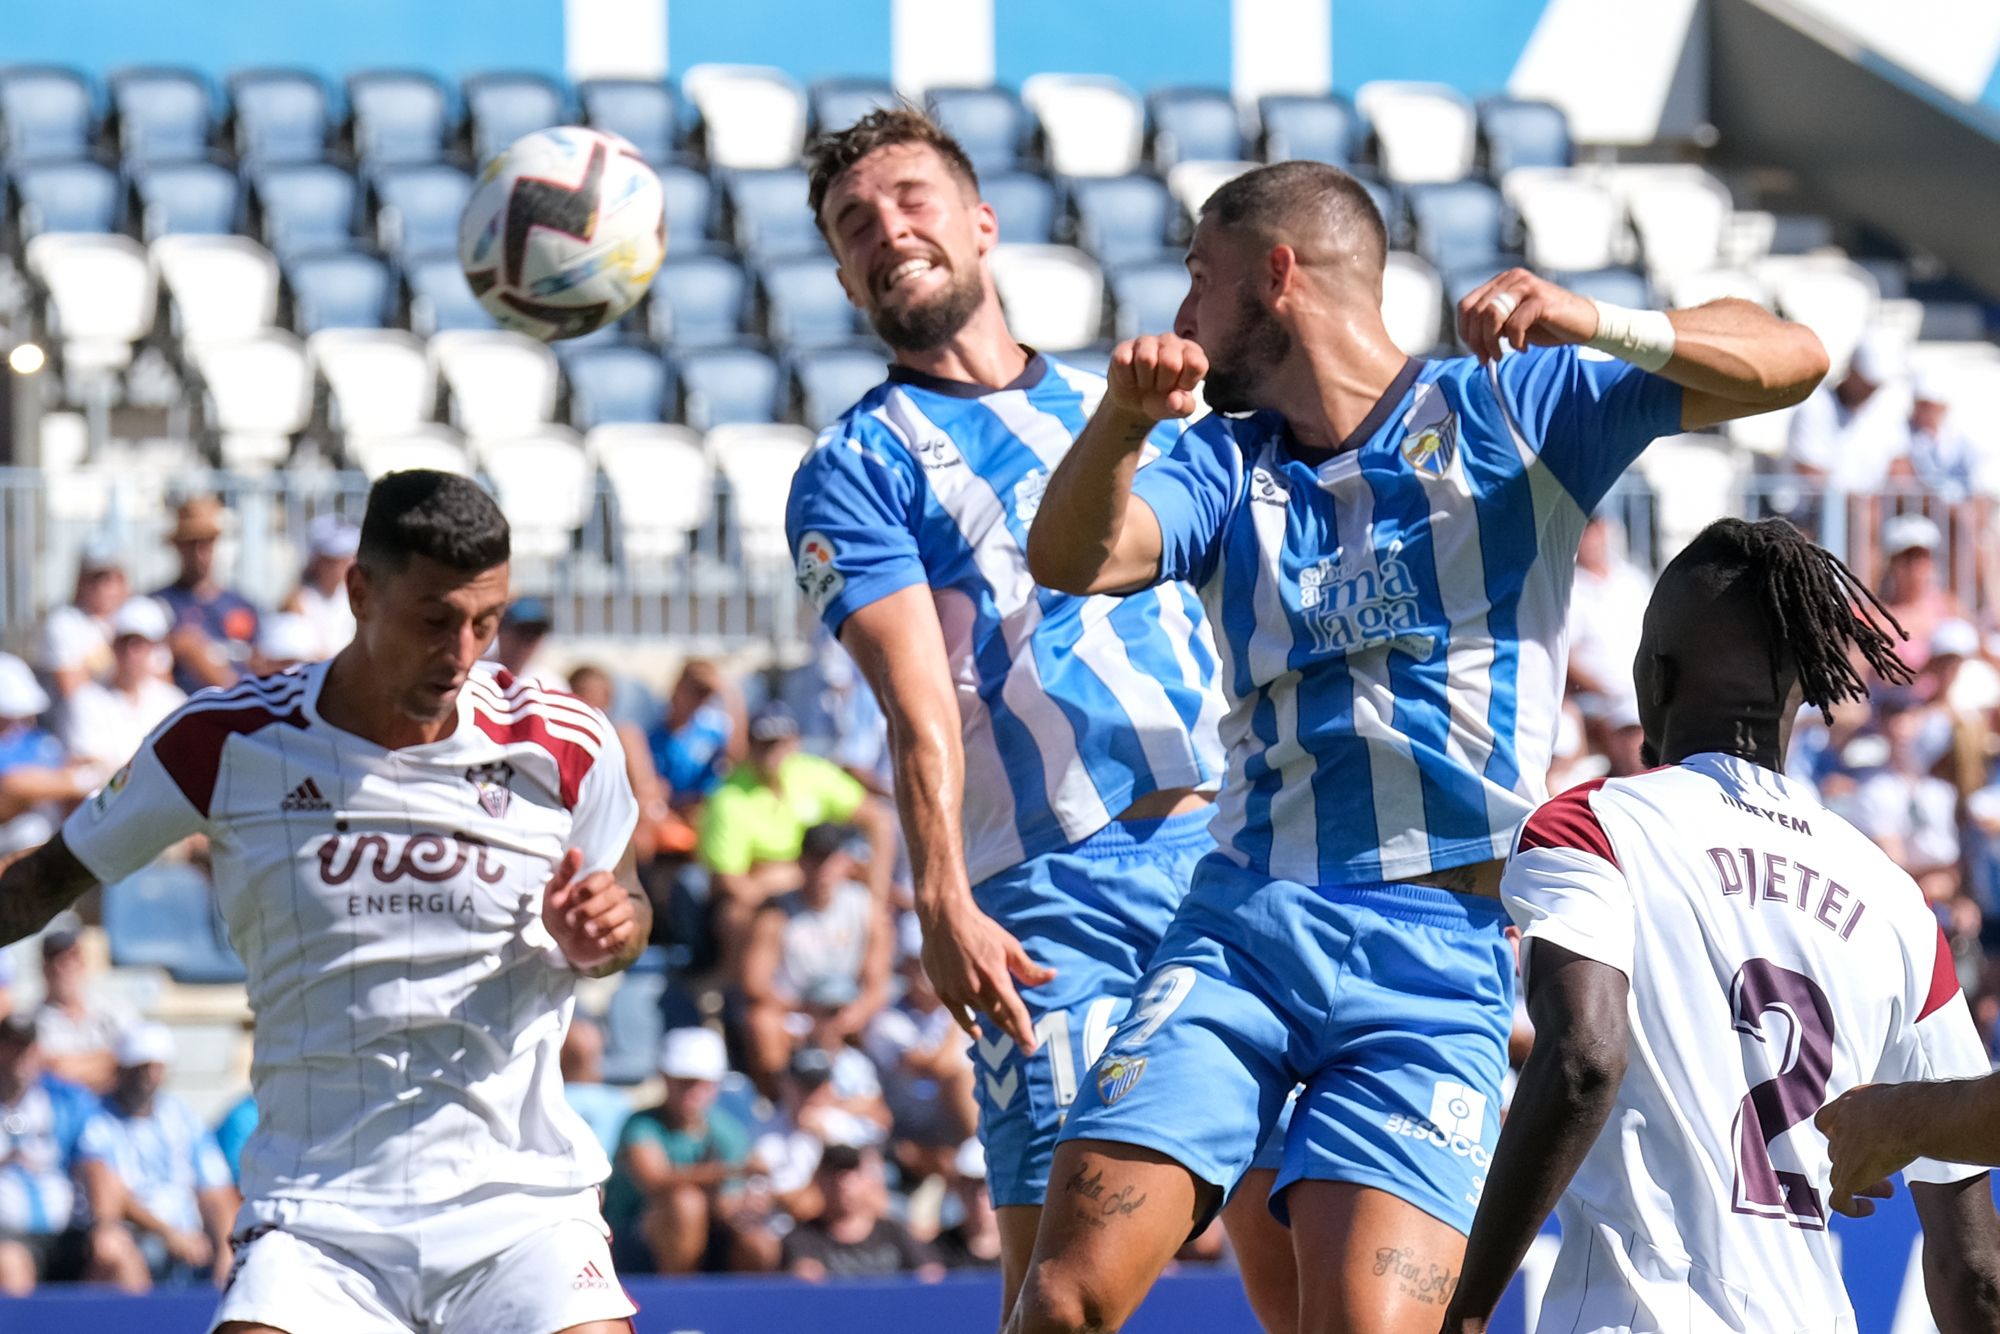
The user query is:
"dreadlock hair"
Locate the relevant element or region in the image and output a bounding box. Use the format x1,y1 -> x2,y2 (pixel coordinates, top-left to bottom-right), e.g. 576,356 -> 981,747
1678,516 -> 1909,723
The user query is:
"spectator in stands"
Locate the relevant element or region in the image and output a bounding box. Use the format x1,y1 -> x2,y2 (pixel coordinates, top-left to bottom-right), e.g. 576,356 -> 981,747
153,495 -> 259,694
931,1139 -> 1001,1270
59,598 -> 184,773
865,915 -> 978,1184
35,927 -> 133,1093
646,658 -> 745,812
560,1015 -> 632,1158
738,824 -> 890,1092
75,1024 -> 236,1291
0,1015 -> 97,1295
249,612 -> 321,675
571,664 -> 687,863
282,514 -> 358,658
1898,372 -> 1987,504
1786,332 -> 1909,495
35,543 -> 127,702
490,597 -> 558,686
211,1090 -> 256,1186
781,1144 -> 942,1283
1565,513 -> 1651,739
1878,513 -> 1965,672
1839,694 -> 1962,900
0,657 -> 95,856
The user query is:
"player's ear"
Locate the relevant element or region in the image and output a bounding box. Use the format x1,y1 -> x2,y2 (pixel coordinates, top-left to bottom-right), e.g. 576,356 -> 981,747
1267,244 -> 1297,302
972,199 -> 999,257
345,559 -> 372,624
1648,650 -> 1678,710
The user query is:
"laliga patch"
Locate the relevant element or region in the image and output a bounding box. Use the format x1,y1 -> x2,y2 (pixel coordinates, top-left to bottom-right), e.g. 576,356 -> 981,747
90,763 -> 131,821
794,531 -> 846,612
1398,382 -> 1460,481
1095,1054 -> 1147,1106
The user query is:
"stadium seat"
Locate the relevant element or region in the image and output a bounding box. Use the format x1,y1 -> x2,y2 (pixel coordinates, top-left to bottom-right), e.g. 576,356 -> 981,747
463,71 -> 569,164
1504,168 -> 1624,273
102,864 -> 246,986
656,160 -> 716,249
250,161 -> 360,259
1066,174 -> 1174,268
0,66 -> 95,163
676,343 -> 784,428
564,342 -> 674,429
1670,267 -> 1772,311
347,69 -> 451,166
476,428 -> 595,560
599,971 -> 668,1084
309,328 -> 435,436
926,85 -> 1028,175
1106,258 -> 1189,341
1022,74 -> 1144,178
228,68 -> 329,163
405,252 -> 495,334
579,78 -> 680,162
761,253 -> 863,349
1147,87 -> 1243,170
1257,94 -> 1359,166
431,329 -> 560,439
1553,266 -> 1653,310
1357,176 -> 1406,249
286,249 -> 395,334
1476,97 -> 1573,179
1404,179 -> 1508,275
1619,167 -> 1733,285
682,64 -> 806,171
792,342 -> 886,431
988,244 -> 1104,351
710,423 -> 814,560
131,159 -> 240,238
1355,81 -> 1477,184
107,67 -> 212,164
371,162 -> 473,261
24,233 -> 156,374
11,158 -> 122,236
188,330 -> 313,471
591,423 -> 714,557
982,170 -> 1058,244
1381,251 -> 1444,356
649,250 -> 750,347
724,167 -> 820,259
152,234 -> 280,343
809,78 -> 899,137
1769,256 -> 1880,373
1164,160 -> 1255,226
346,424 -> 471,479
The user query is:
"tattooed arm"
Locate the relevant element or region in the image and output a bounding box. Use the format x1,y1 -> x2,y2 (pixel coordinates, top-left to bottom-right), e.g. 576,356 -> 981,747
0,836 -> 100,947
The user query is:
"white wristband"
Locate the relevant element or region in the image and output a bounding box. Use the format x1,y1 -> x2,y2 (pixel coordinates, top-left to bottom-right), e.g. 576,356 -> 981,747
1586,300 -> 1676,373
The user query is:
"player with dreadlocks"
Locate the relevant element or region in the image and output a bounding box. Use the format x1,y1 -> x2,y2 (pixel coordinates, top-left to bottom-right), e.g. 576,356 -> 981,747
1442,517 -> 2000,1334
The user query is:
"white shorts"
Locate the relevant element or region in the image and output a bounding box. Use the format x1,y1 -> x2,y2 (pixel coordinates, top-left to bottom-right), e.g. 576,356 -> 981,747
209,1184 -> 637,1334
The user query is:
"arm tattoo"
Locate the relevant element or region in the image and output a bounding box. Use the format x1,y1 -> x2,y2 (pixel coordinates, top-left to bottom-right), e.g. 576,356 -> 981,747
0,836 -> 100,947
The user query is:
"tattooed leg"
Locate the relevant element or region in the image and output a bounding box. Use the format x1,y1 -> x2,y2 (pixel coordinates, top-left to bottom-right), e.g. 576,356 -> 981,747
1287,1181 -> 1469,1334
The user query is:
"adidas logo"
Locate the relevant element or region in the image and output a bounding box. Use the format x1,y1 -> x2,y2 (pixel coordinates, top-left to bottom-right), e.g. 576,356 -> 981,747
280,777 -> 331,813
571,1259 -> 612,1290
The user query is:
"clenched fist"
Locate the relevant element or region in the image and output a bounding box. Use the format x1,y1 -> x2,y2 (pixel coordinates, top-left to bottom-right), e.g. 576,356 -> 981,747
1107,334 -> 1209,422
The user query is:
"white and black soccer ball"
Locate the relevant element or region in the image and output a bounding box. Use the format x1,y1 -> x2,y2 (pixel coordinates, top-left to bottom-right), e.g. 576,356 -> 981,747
458,126 -> 666,341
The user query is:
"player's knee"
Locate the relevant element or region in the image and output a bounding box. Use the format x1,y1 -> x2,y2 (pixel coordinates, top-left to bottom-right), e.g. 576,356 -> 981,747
1013,1267 -> 1121,1334
0,1240 -> 34,1295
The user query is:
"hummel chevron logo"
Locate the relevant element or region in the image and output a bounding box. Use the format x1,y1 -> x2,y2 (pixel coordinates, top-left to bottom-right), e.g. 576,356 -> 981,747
280,777 -> 331,813
974,1032 -> 1014,1068
983,1068 -> 1020,1110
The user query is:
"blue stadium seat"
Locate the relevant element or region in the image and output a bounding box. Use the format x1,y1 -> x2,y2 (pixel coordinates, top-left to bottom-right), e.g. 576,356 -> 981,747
1258,94 -> 1359,166
724,167 -> 821,259
656,160 -> 715,249
348,69 -> 451,166
1404,179 -> 1508,275
228,68 -> 329,164
1067,173 -> 1175,267
102,864 -> 247,986
1356,175 -> 1406,248
793,342 -> 886,431
982,170 -> 1058,244
1554,266 -> 1653,309
251,161 -> 359,259
464,71 -> 569,165
810,78 -> 900,136
371,162 -> 472,261
579,78 -> 680,161
132,159 -> 240,239
405,252 -> 494,333
761,254 -> 861,350
599,972 -> 667,1085
0,66 -> 95,163
108,67 -> 212,164
287,248 -> 394,333
927,85 -> 1027,174
1106,258 -> 1189,341
1147,87 -> 1243,170
1477,97 -> 1573,179
11,158 -> 122,235
649,250 -> 750,346
564,342 -> 674,429
675,343 -> 783,428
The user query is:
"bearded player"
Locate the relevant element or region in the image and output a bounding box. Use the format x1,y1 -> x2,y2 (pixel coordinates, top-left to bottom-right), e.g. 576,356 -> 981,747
0,470 -> 650,1334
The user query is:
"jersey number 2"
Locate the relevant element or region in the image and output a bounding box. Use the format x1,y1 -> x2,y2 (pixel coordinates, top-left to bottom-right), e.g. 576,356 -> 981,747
1729,957 -> 1836,1229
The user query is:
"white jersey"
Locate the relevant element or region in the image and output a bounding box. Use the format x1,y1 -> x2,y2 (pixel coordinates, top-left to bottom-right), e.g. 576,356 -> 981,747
1503,753 -> 1986,1333
62,661 -> 639,1210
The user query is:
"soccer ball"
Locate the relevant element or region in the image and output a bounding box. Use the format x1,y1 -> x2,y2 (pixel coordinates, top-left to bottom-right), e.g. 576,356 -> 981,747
458,126 -> 666,341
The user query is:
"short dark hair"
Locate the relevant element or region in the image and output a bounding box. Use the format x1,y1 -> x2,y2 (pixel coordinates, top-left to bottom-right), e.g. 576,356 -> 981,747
806,104 -> 980,232
357,470 -> 510,577
1202,160 -> 1387,270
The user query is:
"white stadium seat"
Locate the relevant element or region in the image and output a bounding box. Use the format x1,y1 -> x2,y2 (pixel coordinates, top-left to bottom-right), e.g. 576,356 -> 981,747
1619,167 -> 1733,284
187,331 -> 312,471
1768,256 -> 1879,375
1021,74 -> 1145,178
1165,160 -> 1257,225
25,233 -> 157,374
429,330 -> 559,441
346,424 -> 472,480
475,428 -> 594,561
708,423 -> 813,562
1504,168 -> 1624,273
590,424 -> 715,559
681,64 -> 806,171
1633,433 -> 1742,556
1381,251 -> 1444,356
152,235 -> 280,343
988,244 -> 1104,352
1355,81 -> 1476,184
1670,268 -> 1771,311
309,329 -> 435,438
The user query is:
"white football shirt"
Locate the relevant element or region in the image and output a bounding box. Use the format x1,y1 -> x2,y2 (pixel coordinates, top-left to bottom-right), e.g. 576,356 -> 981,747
62,661 -> 639,1209
1503,752 -> 1986,1334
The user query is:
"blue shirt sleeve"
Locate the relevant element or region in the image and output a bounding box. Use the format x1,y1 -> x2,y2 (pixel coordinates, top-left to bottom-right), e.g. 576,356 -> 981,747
1495,346 -> 1684,512
784,422 -> 927,636
1129,414 -> 1245,589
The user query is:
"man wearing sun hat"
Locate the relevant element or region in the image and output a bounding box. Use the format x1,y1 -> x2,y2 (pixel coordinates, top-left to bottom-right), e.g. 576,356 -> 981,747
1787,329 -> 1911,494
151,496 -> 259,695
59,598 -> 186,772
282,515 -> 359,658
1880,512 -> 1966,670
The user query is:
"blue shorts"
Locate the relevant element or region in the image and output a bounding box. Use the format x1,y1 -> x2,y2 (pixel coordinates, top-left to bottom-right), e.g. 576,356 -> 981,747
1060,858 -> 1515,1234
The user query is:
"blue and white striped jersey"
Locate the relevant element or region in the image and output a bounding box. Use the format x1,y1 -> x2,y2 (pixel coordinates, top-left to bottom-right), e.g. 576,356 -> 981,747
785,353 -> 1226,886
1133,347 -> 1683,886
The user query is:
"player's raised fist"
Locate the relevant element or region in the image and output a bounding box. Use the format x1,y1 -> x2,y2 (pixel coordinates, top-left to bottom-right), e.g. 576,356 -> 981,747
1107,333 -> 1209,422
1455,268 -> 1600,364
541,848 -> 640,971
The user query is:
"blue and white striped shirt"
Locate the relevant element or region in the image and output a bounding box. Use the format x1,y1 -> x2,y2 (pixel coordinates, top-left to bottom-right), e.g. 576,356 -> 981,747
786,353 -> 1226,886
1133,346 -> 1683,886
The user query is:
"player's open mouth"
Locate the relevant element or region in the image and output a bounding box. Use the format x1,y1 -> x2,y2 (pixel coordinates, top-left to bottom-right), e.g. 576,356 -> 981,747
880,255 -> 940,296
